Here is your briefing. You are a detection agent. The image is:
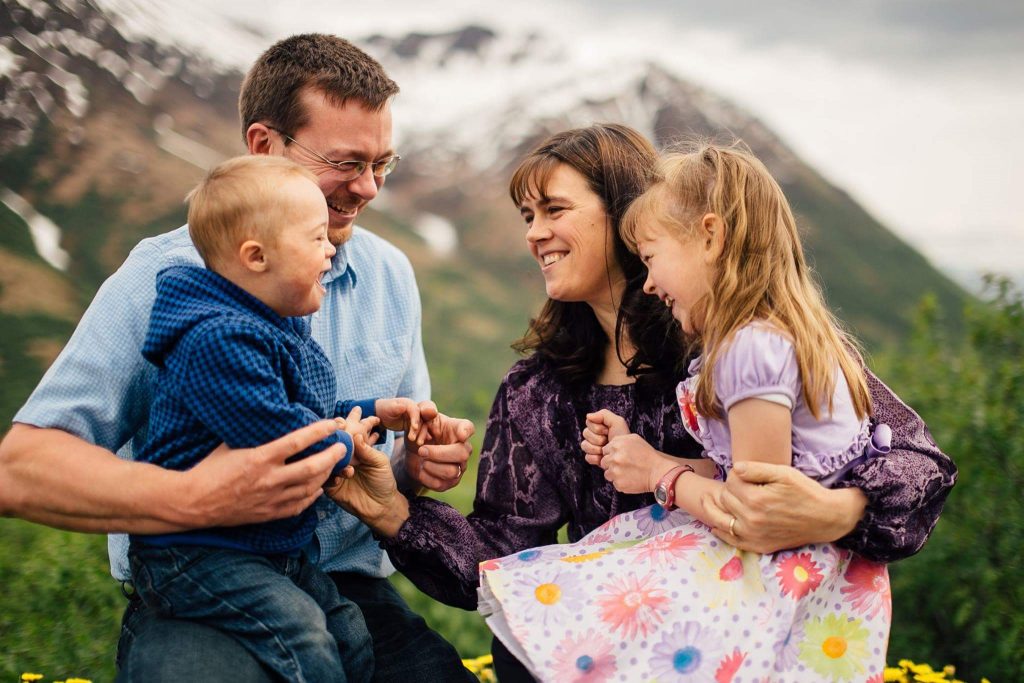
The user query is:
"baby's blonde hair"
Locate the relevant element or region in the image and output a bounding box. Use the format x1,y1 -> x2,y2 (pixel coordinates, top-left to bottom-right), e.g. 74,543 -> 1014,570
186,155 -> 319,268
622,142 -> 871,420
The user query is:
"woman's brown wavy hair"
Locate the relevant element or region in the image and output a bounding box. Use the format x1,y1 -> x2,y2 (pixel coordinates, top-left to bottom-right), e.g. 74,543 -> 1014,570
509,124 -> 686,385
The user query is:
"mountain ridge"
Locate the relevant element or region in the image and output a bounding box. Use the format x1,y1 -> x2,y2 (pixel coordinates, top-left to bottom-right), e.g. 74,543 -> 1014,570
0,1 -> 968,428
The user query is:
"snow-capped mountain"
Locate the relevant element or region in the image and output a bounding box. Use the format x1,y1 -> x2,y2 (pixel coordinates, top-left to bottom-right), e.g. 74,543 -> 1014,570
0,0 -> 967,411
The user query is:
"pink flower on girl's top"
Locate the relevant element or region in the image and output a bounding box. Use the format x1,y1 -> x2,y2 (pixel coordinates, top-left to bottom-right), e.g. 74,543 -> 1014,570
715,648 -> 747,683
775,552 -> 824,599
677,384 -> 701,433
634,530 -> 702,568
596,571 -> 670,640
841,555 -> 892,620
550,629 -> 618,682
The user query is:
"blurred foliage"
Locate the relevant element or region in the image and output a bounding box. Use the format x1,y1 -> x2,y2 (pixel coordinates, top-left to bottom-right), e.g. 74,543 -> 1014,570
878,276 -> 1023,683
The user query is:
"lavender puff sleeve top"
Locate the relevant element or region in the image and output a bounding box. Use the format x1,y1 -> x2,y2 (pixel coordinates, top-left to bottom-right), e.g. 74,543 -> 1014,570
382,353 -> 956,610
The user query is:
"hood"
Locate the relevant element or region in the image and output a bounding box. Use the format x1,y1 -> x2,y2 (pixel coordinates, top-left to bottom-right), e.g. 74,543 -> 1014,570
142,265 -> 304,367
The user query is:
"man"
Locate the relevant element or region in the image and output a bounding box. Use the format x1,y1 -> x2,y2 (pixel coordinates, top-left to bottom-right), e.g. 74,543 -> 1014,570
0,34 -> 476,682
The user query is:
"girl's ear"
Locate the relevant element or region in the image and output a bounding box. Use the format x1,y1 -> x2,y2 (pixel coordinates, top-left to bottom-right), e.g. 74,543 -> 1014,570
700,213 -> 725,264
239,239 -> 268,272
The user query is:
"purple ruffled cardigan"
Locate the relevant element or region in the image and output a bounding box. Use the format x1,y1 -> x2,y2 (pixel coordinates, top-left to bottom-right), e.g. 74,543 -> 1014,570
382,354 -> 956,610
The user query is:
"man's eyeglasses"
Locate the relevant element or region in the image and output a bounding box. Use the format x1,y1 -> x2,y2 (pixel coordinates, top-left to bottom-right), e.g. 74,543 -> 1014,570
268,126 -> 401,181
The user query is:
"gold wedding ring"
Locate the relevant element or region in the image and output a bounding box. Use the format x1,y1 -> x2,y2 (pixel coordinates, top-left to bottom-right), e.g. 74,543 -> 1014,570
729,516 -> 737,536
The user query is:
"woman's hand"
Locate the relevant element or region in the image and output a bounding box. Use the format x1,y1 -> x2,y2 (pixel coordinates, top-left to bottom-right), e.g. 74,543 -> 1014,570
403,401 -> 475,492
324,433 -> 409,538
701,460 -> 868,553
599,434 -> 679,494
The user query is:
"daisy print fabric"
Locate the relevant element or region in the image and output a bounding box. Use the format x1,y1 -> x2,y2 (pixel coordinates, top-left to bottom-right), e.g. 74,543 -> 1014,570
479,505 -> 891,682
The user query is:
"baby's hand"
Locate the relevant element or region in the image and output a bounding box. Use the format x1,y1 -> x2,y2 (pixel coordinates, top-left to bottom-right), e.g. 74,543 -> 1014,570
374,397 -> 423,444
337,405 -> 381,447
581,409 -> 630,466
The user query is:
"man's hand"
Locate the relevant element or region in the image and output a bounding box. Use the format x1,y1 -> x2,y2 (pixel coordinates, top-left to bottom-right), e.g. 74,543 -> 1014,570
701,461 -> 868,553
181,419 -> 348,528
404,401 -> 474,492
374,397 -> 423,443
598,433 -> 678,494
581,409 -> 630,468
324,435 -> 408,538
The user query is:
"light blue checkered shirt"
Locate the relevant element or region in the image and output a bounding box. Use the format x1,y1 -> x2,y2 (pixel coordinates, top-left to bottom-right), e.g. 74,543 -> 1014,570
14,224 -> 430,581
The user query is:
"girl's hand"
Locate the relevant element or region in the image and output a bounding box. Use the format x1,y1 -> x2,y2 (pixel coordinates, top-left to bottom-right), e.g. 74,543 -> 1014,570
582,409 -> 631,467
599,434 -> 679,494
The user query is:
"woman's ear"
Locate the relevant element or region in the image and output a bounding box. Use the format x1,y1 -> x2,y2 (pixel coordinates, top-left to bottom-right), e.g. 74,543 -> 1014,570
239,239 -> 268,272
700,213 -> 725,264
246,123 -> 276,156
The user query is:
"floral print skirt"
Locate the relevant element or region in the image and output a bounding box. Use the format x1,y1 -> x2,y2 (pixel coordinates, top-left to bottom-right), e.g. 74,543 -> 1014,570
478,505 -> 891,682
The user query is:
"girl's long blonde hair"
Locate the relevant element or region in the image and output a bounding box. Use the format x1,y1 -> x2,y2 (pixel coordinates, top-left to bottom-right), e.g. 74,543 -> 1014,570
622,142 -> 871,420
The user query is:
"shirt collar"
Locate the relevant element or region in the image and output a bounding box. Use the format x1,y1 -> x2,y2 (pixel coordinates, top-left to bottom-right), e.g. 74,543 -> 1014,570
322,240 -> 358,288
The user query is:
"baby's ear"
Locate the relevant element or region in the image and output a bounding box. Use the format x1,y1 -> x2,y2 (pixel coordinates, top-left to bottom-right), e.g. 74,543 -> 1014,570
239,239 -> 268,272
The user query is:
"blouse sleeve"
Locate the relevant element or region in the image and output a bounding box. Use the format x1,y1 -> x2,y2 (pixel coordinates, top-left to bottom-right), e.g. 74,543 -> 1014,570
381,369 -> 569,610
714,325 -> 800,411
832,369 -> 957,562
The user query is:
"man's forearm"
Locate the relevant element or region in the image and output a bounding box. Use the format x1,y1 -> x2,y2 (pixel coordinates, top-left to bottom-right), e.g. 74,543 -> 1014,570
0,424 -> 193,533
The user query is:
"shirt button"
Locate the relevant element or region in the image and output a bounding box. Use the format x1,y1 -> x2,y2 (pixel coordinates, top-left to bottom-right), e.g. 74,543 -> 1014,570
318,510 -> 326,520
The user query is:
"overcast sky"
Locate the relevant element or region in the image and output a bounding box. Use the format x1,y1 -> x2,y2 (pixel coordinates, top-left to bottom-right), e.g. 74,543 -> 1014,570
106,0 -> 1024,287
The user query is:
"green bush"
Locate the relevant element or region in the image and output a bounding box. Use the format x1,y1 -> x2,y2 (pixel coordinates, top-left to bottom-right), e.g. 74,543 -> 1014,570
878,277 -> 1023,682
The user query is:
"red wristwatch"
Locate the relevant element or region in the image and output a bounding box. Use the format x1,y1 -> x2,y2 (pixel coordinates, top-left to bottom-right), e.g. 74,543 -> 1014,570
654,464 -> 695,510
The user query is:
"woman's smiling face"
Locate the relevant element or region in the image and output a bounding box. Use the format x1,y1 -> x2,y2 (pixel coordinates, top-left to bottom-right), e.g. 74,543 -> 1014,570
519,163 -> 622,306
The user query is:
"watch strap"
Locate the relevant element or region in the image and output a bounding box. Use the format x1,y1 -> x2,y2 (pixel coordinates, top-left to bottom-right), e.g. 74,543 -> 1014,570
656,463 -> 695,510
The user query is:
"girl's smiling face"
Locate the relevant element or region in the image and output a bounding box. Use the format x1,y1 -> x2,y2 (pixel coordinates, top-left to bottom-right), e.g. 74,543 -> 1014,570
636,218 -> 715,334
519,163 -> 623,306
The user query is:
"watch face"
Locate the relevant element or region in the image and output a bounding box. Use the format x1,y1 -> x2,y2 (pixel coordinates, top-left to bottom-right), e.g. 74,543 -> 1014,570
654,484 -> 668,506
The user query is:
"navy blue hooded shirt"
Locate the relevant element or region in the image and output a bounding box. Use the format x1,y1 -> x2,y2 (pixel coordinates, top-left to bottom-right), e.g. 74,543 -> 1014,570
131,265 -> 374,554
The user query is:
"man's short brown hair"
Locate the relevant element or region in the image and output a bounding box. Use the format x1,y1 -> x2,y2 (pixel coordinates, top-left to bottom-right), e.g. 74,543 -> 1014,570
239,33 -> 399,140
187,155 -> 318,268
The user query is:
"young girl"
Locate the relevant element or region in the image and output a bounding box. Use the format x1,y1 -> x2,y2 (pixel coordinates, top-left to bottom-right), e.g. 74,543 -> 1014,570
478,144 -> 893,682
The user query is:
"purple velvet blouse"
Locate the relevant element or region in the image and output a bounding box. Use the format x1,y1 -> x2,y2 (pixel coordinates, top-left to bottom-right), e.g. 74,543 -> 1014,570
382,354 -> 956,610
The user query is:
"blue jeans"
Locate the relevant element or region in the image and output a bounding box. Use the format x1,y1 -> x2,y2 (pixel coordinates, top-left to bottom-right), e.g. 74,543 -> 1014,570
116,569 -> 476,683
128,545 -> 372,683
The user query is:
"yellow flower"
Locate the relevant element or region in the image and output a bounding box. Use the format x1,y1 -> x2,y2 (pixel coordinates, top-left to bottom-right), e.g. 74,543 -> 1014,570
21,675 -> 44,682
884,667 -> 909,682
799,614 -> 870,681
560,550 -> 609,563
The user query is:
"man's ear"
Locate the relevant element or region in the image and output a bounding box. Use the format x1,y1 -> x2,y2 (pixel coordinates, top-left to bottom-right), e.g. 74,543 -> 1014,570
700,213 -> 726,264
246,123 -> 276,156
239,239 -> 268,272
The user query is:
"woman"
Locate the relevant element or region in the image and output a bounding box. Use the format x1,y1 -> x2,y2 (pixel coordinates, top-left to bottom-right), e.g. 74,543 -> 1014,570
328,123 -> 956,679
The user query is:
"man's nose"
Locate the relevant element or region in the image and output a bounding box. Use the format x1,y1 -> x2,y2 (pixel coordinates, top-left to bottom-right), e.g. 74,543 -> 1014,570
347,165 -> 380,201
